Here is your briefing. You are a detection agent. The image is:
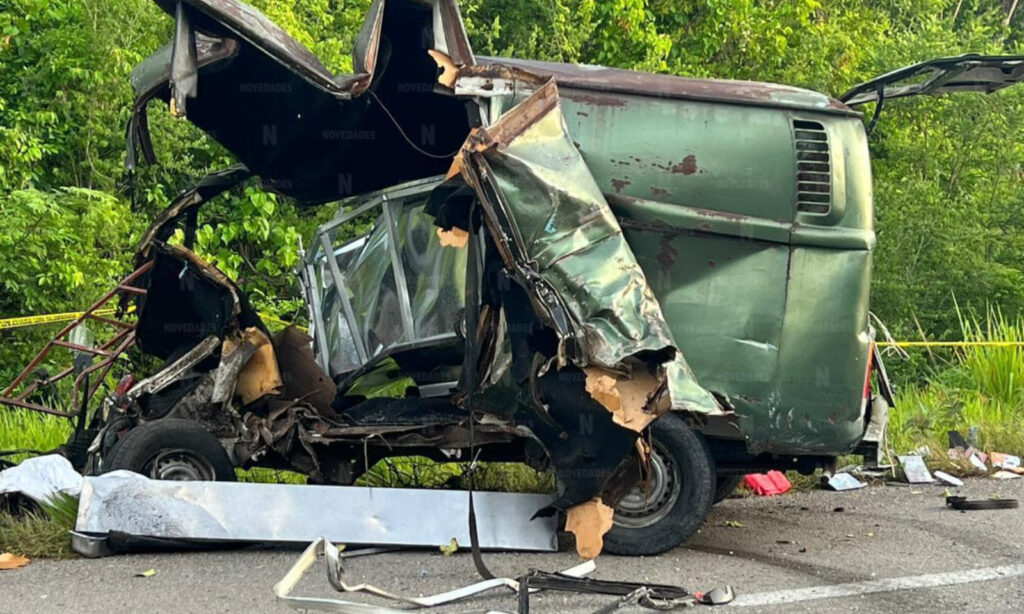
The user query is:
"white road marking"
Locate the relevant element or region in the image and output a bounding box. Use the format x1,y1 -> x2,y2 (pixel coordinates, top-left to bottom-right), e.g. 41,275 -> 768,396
731,564 -> 1024,607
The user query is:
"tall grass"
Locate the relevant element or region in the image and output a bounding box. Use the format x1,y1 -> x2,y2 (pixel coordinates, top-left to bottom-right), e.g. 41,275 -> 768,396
0,409 -> 72,454
889,308 -> 1024,466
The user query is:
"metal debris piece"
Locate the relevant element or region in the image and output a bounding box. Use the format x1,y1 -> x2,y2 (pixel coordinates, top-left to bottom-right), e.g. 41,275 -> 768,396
827,472 -> 866,491
515,568 -> 699,613
897,455 -> 934,484
75,473 -> 556,556
991,470 -> 1022,480
933,471 -> 964,487
273,537 -> 595,612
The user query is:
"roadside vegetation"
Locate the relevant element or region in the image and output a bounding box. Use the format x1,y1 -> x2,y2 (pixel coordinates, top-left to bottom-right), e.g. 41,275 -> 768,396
5,0 -> 1024,557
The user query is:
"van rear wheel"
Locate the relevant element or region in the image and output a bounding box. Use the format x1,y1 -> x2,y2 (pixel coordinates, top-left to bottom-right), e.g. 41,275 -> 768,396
603,413 -> 715,556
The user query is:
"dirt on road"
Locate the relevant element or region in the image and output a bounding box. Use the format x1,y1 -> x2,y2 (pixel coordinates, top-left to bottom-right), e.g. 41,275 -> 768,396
3,478 -> 1024,613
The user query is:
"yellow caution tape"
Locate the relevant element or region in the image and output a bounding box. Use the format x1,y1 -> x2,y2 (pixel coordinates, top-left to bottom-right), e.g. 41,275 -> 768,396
0,309 -> 118,331
1,310 -> 1018,346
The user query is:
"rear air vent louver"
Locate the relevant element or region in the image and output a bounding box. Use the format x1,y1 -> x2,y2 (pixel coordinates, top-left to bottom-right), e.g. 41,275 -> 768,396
793,119 -> 831,214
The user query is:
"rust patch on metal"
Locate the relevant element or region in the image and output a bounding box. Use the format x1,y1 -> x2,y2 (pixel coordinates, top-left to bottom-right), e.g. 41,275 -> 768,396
650,186 -> 670,198
657,235 -> 678,269
610,178 -> 631,193
671,155 -> 698,175
562,91 -> 628,108
707,260 -> 716,268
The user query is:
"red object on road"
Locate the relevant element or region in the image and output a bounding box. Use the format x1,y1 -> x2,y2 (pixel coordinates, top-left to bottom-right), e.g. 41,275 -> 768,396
743,470 -> 792,496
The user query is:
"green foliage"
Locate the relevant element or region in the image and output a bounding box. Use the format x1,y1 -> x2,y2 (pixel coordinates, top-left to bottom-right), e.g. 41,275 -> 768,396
0,493 -> 79,560
0,410 -> 72,455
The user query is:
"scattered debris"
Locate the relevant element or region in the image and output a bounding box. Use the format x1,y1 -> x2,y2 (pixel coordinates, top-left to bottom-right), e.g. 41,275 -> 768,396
439,539 -> 459,556
742,471 -> 792,496
990,453 -> 1021,470
695,586 -> 736,605
991,470 -> 1021,480
135,569 -> 156,578
74,473 -> 557,557
723,520 -> 745,528
897,455 -> 934,483
0,553 -> 30,570
933,471 -> 964,487
273,537 -> 598,611
946,495 -> 1019,511
826,473 -> 866,491
833,507 -> 846,512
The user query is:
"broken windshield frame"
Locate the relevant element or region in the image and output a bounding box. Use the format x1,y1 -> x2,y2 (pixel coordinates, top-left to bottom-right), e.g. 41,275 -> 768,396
299,176 -> 473,380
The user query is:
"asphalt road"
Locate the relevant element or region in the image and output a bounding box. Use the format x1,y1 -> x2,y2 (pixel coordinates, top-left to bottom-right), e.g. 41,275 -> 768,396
4,478 -> 1024,613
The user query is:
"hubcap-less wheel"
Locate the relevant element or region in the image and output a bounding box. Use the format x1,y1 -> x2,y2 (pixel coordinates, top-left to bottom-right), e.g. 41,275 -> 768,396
613,442 -> 682,529
145,448 -> 216,481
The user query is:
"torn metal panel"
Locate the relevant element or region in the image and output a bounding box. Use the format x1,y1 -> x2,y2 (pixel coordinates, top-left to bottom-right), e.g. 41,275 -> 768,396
75,473 -> 557,553
131,0 -> 476,202
133,165 -> 251,267
443,79 -> 718,414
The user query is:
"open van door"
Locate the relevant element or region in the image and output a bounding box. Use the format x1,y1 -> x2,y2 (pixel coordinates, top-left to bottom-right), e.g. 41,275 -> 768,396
839,54 -> 1024,106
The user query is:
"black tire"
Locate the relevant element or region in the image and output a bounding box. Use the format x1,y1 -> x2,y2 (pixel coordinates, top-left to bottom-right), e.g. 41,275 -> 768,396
714,475 -> 743,503
102,419 -> 236,482
603,413 -> 715,556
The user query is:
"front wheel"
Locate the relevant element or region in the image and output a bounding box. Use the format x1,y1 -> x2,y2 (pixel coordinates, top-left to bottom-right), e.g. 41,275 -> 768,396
603,413 -> 715,556
102,419 -> 237,482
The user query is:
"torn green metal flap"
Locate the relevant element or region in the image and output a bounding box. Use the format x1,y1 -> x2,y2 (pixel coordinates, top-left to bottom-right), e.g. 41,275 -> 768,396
456,80 -> 720,415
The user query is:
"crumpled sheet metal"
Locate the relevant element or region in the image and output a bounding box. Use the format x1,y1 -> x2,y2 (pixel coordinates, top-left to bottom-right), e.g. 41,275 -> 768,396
74,472 -> 557,553
274,537 -> 595,613
450,79 -> 719,415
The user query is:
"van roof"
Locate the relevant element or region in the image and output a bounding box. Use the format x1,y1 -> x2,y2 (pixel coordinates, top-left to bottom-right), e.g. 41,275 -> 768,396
481,56 -> 859,117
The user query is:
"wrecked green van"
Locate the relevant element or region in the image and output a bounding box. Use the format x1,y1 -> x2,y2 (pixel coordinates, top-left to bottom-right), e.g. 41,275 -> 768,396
6,0 -> 1024,557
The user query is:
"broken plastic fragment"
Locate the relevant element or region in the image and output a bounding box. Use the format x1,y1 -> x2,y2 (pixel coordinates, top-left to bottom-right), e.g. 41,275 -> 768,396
583,367 -> 665,432
436,226 -> 468,248
0,552 -> 29,570
427,49 -> 459,88
564,497 -> 614,559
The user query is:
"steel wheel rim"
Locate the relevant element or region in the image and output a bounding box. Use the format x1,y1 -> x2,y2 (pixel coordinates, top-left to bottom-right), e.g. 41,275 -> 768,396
613,441 -> 681,529
145,448 -> 215,481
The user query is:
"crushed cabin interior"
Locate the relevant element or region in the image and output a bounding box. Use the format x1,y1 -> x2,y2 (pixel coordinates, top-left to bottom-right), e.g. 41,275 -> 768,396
11,0 -> 1023,558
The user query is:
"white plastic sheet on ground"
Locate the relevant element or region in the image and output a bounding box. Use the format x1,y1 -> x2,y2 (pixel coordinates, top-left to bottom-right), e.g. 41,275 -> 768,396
0,454 -> 82,504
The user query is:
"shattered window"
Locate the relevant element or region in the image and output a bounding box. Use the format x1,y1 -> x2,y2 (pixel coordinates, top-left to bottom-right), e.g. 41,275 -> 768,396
310,182 -> 467,377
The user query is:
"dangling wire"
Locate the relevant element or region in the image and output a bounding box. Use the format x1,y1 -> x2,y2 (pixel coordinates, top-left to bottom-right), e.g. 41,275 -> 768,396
367,90 -> 462,160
